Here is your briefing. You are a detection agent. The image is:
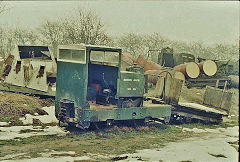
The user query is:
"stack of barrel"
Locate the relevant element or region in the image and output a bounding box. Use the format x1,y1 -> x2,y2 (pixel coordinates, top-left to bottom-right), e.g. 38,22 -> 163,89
138,55 -> 219,82
136,55 -> 223,93
173,59 -> 218,78
136,55 -> 186,97
122,54 -> 238,89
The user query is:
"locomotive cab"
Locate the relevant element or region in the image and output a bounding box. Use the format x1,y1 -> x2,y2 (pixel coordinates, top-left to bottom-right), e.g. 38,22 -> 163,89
55,44 -> 171,129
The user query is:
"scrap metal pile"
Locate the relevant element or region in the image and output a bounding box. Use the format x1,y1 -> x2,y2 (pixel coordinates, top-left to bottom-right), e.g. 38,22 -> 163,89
124,47 -> 239,89
0,45 -> 238,128
120,47 -> 238,124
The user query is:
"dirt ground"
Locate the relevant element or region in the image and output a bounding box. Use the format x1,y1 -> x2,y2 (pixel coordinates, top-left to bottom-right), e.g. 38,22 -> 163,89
0,91 -> 53,125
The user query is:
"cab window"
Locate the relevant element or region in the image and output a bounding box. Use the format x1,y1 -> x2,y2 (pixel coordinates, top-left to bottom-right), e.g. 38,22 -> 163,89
90,50 -> 119,66
59,49 -> 86,63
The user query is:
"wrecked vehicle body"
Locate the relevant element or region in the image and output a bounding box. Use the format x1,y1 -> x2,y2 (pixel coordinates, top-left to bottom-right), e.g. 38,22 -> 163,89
55,44 -> 172,129
0,45 -> 56,96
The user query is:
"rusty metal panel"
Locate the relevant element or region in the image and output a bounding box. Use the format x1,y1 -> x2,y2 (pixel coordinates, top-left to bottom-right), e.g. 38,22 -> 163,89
221,92 -> 232,112
154,77 -> 164,97
203,86 -> 222,107
164,77 -> 183,105
203,86 -> 232,113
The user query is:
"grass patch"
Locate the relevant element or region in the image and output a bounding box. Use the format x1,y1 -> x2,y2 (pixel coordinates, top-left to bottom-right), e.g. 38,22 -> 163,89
0,125 -> 198,158
0,116 -> 23,126
1,121 -> 238,159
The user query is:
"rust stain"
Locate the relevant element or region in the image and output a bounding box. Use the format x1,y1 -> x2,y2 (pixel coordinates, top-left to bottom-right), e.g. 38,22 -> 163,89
4,55 -> 14,65
1,55 -> 15,78
36,66 -> 45,78
15,61 -> 21,74
2,65 -> 11,77
23,64 -> 33,84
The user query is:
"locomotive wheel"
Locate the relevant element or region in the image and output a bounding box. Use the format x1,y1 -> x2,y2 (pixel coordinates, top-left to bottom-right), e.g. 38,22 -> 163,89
163,116 -> 170,124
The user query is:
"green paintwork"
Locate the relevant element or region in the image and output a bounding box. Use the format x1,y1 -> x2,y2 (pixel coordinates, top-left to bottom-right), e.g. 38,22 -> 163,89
55,44 -> 172,128
55,45 -> 89,115
158,47 -> 174,67
174,53 -> 195,66
211,60 -> 239,76
116,71 -> 145,98
77,105 -> 171,122
126,65 -> 144,74
55,61 -> 89,112
55,44 -> 122,115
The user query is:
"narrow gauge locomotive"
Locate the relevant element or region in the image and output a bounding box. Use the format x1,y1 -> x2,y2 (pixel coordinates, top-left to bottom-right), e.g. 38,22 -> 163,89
55,44 -> 172,129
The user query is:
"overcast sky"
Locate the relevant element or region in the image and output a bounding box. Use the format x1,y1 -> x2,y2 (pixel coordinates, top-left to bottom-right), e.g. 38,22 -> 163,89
0,1 -> 239,45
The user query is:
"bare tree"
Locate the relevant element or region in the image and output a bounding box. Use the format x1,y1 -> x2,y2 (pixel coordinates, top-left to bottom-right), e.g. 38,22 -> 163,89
40,8 -> 112,56
40,20 -> 65,56
117,32 -> 239,63
0,1 -> 7,14
63,8 -> 110,45
143,33 -> 170,61
0,26 -> 38,58
10,27 -> 38,45
118,33 -> 145,58
144,33 -> 168,50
